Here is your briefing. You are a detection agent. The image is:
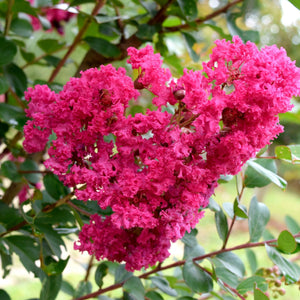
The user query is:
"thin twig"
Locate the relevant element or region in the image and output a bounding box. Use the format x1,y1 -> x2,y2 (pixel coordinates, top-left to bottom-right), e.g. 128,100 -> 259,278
164,0 -> 244,32
4,0 -> 14,36
73,233 -> 300,300
8,87 -> 26,109
84,255 -> 95,282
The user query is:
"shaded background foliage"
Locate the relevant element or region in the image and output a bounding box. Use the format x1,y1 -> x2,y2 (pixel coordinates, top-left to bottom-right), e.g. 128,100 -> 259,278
0,0 -> 300,299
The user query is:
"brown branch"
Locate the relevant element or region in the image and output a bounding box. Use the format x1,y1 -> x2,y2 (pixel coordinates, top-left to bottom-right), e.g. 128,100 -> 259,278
8,87 -> 26,109
73,233 -> 300,300
148,0 -> 175,25
48,0 -> 106,83
84,255 -> 95,282
165,0 -> 244,32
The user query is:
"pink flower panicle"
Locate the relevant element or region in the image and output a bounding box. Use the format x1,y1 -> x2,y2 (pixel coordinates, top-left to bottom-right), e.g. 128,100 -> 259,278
23,37 -> 300,271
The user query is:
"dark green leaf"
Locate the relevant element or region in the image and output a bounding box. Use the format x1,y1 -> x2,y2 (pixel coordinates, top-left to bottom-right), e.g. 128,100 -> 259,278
182,229 -> 205,260
43,257 -> 69,275
3,63 -> 27,97
74,281 -> 93,298
123,276 -> 145,300
248,196 -> 270,242
0,247 -> 12,278
136,24 -> 160,41
265,244 -> 300,284
145,291 -> 164,300
10,18 -> 33,38
177,297 -> 197,300
43,173 -> 69,200
95,262 -> 108,288
43,55 -> 61,67
0,202 -> 23,229
0,76 -> 9,94
254,286 -> 269,300
114,264 -> 133,284
20,49 -> 35,63
1,161 -> 22,182
35,223 -> 66,257
40,274 -> 62,300
277,230 -> 297,254
151,276 -> 178,296
20,159 -> 42,184
285,215 -> 300,235
70,0 -> 95,5
214,252 -> 245,278
37,39 -> 66,54
0,103 -> 27,130
215,208 -> 228,242
5,235 -> 42,278
182,261 -> 213,293
84,37 -> 121,58
182,32 -> 199,62
237,276 -> 267,294
0,289 -> 11,300
246,249 -> 257,275
288,0 -> 300,10
177,0 -> 198,21
61,280 -> 75,296
0,37 -> 17,66
12,0 -> 38,16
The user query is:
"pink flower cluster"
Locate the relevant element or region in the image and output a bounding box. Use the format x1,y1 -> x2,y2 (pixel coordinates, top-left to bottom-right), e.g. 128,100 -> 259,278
23,37 -> 300,270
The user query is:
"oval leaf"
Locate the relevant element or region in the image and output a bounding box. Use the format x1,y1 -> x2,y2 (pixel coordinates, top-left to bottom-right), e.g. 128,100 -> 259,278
182,261 -> 213,293
84,37 -> 121,58
0,37 -> 17,66
277,230 -> 297,254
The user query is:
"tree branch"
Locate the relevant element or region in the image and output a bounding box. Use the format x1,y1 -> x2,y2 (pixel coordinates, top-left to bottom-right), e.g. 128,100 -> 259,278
73,233 -> 300,300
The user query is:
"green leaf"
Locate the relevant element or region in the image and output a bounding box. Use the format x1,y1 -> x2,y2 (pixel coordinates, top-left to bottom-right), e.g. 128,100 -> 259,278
254,286 -> 269,300
182,261 -> 213,293
0,103 -> 27,130
35,223 -> 66,257
177,0 -> 198,21
0,76 -> 9,94
233,198 -> 248,218
12,0 -> 38,16
136,24 -> 160,41
277,230 -> 297,254
285,215 -> 300,235
0,289 -> 11,300
1,161 -> 22,182
214,266 -> 239,288
74,281 -> 93,298
248,196 -> 270,242
5,235 -> 42,278
151,276 -> 178,296
182,32 -> 199,62
288,145 -> 300,163
37,39 -> 66,54
275,145 -> 292,161
40,274 -> 62,300
43,173 -> 69,200
123,276 -> 145,300
84,37 -> 121,58
61,280 -> 75,296
213,252 -> 245,278
0,37 -> 17,66
246,249 -> 257,275
10,18 -> 33,38
20,49 -> 35,63
3,63 -> 27,97
0,248 -> 12,278
244,158 -> 280,188
95,262 -> 108,288
215,208 -> 228,242
181,229 -> 205,260
145,291 -> 164,300
237,276 -> 267,294
265,244 -> 300,284
114,264 -> 133,284
0,202 -> 23,229
20,159 -> 42,184
43,257 -> 70,276
288,0 -> 300,10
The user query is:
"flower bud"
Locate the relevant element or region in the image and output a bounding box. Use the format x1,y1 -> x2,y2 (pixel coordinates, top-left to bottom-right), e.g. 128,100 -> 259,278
173,89 -> 186,100
134,78 -> 145,90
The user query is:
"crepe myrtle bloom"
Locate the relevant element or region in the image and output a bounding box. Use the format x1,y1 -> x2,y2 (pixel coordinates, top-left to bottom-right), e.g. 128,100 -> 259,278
23,37 -> 300,270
